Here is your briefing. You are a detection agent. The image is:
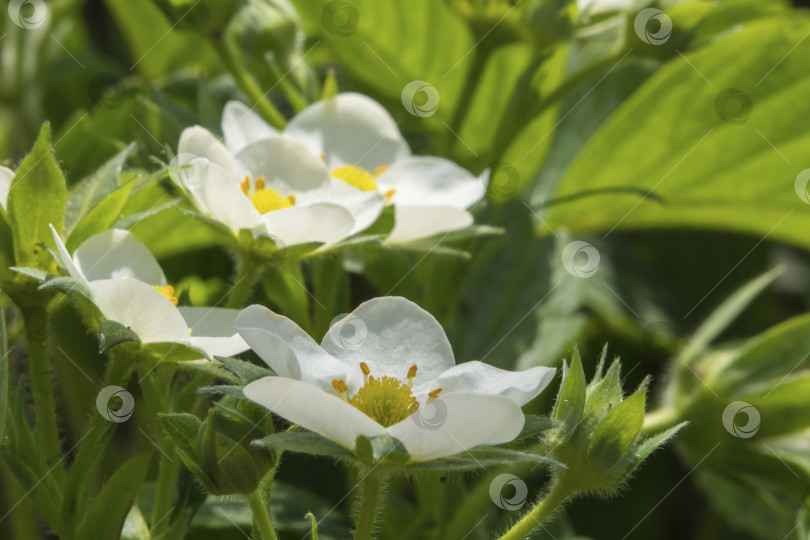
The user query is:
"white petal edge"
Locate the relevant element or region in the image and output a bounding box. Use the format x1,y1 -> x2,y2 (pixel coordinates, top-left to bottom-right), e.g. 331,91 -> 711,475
329,179 -> 386,235
376,156 -> 485,209
177,306 -> 250,358
72,229 -> 166,285
50,224 -> 86,284
222,101 -> 279,154
87,279 -> 191,345
386,393 -> 525,461
321,296 -> 455,390
243,376 -> 386,451
429,361 -> 557,407
235,136 -> 333,199
286,93 -> 411,171
235,305 -> 351,387
0,166 -> 13,210
262,202 -> 354,247
386,205 -> 473,244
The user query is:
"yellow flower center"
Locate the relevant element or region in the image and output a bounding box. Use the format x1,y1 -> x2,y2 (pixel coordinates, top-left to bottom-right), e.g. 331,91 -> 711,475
240,175 -> 295,214
153,285 -> 178,306
331,363 -> 441,428
330,164 -> 396,202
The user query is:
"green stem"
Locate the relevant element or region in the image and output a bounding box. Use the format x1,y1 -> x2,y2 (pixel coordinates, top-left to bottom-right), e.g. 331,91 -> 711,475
497,480 -> 573,540
22,304 -> 62,476
353,472 -> 384,540
447,43 -> 493,142
211,37 -> 287,130
247,490 -> 279,540
226,255 -> 259,309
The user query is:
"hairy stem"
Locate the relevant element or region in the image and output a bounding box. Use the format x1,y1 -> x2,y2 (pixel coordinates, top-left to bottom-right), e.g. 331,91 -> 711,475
353,472 -> 384,540
247,490 -> 279,540
497,480 -> 573,540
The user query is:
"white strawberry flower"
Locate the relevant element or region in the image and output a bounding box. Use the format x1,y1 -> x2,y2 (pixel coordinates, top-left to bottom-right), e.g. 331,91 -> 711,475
238,297 -> 555,461
49,225 -> 248,358
175,127 -> 356,248
221,93 -> 487,243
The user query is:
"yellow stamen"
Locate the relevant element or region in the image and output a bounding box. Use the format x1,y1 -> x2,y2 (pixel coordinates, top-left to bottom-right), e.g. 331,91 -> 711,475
384,189 -> 396,203
331,165 -> 378,191
153,285 -> 178,306
331,379 -> 349,402
240,175 -> 250,195
255,176 -> 266,190
373,165 -> 388,176
319,153 -> 326,161
241,174 -> 296,214
350,376 -> 418,427
428,388 -> 442,403
407,364 -> 417,388
360,362 -> 371,384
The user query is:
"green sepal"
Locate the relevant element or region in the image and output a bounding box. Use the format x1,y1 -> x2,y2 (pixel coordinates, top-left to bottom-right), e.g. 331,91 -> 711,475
408,447 -> 564,472
514,415 -> 558,441
215,355 -> 275,382
98,319 -> 141,352
356,434 -> 409,466
588,385 -> 648,469
550,348 -> 586,439
7,122 -> 67,272
254,431 -> 352,457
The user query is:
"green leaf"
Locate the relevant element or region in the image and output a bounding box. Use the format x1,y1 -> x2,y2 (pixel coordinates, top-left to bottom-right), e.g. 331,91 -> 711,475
66,181 -> 135,251
0,295 -> 7,438
10,267 -> 52,282
7,123 -> 67,270
551,349 -> 586,431
199,385 -> 246,398
0,449 -> 63,530
634,422 -> 688,466
64,143 -> 135,235
99,319 -> 142,352
410,447 -> 563,472
545,17 -> 810,249
678,266 -> 783,365
253,431 -> 352,457
158,413 -> 202,459
588,387 -> 647,468
215,356 -> 275,382
76,453 -> 152,540
737,373 -> 810,436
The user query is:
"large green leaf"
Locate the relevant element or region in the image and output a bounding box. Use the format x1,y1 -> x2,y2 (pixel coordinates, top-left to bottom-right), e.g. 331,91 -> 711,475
545,16 -> 810,248
7,123 -> 67,270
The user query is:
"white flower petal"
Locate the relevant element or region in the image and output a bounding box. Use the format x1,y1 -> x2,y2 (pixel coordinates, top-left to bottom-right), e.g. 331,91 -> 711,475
177,306 -> 250,358
262,203 -> 354,247
321,297 -> 455,389
50,224 -> 86,284
235,136 -> 333,198
244,376 -> 386,450
87,279 -> 191,345
196,160 -> 264,234
286,93 -> 410,171
387,393 -> 525,461
386,205 -> 473,243
178,126 -> 238,176
329,179 -> 386,235
430,361 -> 557,406
222,101 -> 279,154
72,229 -> 166,285
376,156 -> 485,209
235,305 -> 351,387
0,166 -> 13,210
